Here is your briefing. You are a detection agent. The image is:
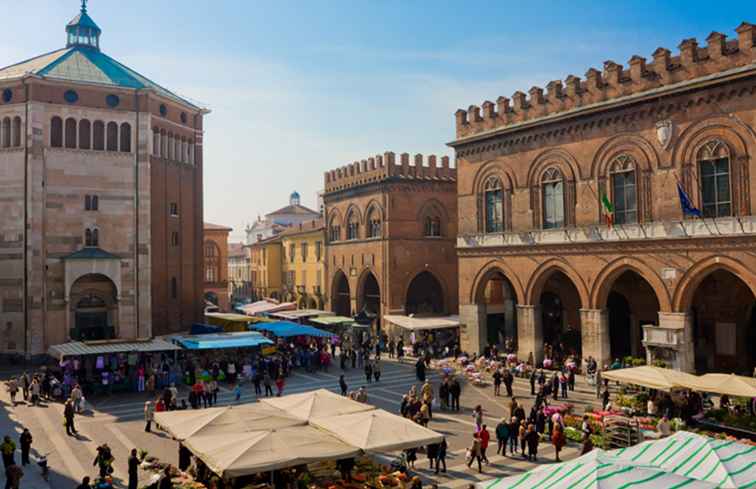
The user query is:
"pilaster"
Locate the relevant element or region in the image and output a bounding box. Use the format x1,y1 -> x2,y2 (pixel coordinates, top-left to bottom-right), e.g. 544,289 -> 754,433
580,308 -> 610,368
517,305 -> 542,365
459,304 -> 486,356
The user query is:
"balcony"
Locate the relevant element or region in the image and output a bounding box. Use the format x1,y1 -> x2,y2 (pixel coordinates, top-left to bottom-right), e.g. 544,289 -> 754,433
642,324 -> 683,348
457,216 -> 756,249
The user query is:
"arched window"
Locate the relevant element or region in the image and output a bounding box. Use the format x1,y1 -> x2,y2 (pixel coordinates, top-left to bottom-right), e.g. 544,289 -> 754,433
174,137 -> 180,162
79,119 -> 91,149
366,207 -> 381,238
424,216 -> 442,237
12,117 -> 21,147
541,167 -> 565,229
167,134 -> 174,160
698,140 -> 731,218
346,211 -> 359,240
329,216 -> 341,242
188,141 -> 194,165
106,122 -> 118,151
64,118 -> 77,149
1,118 -> 9,148
160,130 -> 167,157
51,117 -> 63,148
93,121 -> 105,150
85,228 -> 99,247
153,130 -> 160,156
204,241 -> 220,283
483,176 -> 503,233
609,155 -> 637,224
120,123 -> 131,152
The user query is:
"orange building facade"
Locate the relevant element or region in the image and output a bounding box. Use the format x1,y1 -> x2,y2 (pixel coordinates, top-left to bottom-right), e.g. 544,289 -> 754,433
203,223 -> 231,312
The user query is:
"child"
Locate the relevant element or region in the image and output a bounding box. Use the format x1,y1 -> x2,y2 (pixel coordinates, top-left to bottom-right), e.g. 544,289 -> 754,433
234,383 -> 241,403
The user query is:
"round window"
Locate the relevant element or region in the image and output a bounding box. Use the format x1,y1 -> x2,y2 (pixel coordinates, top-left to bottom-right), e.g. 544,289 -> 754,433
159,104 -> 167,117
64,90 -> 79,104
106,94 -> 120,108
1,89 -> 11,103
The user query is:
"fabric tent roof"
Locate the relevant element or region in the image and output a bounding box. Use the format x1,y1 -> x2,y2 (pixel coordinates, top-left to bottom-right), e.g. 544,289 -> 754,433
239,300 -> 296,316
310,316 -> 356,326
271,309 -> 332,320
479,448 -> 718,489
311,409 -> 443,452
173,332 -> 273,350
205,312 -> 257,323
48,338 -> 179,360
600,366 -> 701,391
691,373 -> 756,398
383,315 -> 461,331
612,431 -> 756,488
154,403 -> 304,441
251,321 -> 332,338
184,426 -> 360,478
260,388 -> 373,421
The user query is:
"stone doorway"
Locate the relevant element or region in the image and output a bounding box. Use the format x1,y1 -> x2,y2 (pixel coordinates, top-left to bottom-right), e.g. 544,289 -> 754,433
69,273 -> 118,341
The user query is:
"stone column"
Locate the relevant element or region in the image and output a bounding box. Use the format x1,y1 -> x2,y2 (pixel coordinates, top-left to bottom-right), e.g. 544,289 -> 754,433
459,304 -> 486,356
580,309 -> 610,368
504,299 -> 516,340
517,305 -> 542,365
658,312 -> 695,373
630,314 -> 639,357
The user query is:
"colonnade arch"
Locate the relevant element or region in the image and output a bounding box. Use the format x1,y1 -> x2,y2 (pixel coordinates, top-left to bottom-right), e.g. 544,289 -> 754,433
331,270 -> 351,318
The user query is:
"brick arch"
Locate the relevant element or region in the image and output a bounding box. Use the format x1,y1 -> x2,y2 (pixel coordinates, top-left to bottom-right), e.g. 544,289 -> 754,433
469,260 -> 525,305
590,257 -> 672,312
590,133 -> 659,178
525,259 -> 590,308
364,199 -> 384,221
472,160 -> 517,193
344,203 -> 363,226
356,267 -> 381,298
327,208 -> 343,227
672,115 -> 753,168
527,147 -> 581,186
672,256 -> 756,312
403,267 -> 449,314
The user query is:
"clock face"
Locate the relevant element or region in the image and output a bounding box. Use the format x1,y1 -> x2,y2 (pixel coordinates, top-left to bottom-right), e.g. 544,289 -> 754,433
1,89 -> 11,103
106,94 -> 120,108
64,90 -> 79,104
159,104 -> 167,117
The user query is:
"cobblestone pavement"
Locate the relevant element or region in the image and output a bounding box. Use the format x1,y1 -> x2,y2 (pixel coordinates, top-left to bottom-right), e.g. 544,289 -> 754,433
0,359 -> 607,488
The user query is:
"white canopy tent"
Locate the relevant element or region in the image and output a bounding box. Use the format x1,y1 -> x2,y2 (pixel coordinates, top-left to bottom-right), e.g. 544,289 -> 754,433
260,388 -> 373,420
383,315 -> 461,331
600,366 -> 702,391
311,409 -> 443,452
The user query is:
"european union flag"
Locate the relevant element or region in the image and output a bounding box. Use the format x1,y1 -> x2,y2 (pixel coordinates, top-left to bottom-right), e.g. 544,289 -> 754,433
677,182 -> 702,218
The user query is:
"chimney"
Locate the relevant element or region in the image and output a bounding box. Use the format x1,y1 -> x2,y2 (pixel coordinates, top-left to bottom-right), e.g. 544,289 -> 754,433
468,105 -> 482,122
585,68 -> 603,91
603,61 -> 622,87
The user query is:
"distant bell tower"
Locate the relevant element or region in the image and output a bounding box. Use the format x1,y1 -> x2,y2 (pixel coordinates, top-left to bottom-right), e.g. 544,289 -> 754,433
290,191 -> 301,206
66,0 -> 101,51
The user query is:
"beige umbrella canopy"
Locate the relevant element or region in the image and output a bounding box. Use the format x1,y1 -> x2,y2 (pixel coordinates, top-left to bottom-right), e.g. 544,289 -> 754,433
260,388 -> 373,420
311,409 -> 444,452
693,373 -> 756,398
600,366 -> 701,391
183,426 -> 361,478
154,403 -> 304,440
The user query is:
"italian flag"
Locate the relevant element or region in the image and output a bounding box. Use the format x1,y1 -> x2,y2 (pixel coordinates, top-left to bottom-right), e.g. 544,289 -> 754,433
601,194 -> 614,227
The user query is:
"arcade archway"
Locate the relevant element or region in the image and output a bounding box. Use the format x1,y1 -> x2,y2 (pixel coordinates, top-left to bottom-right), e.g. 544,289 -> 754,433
70,273 -> 118,341
474,269 -> 518,348
332,271 -> 351,317
405,271 -> 444,315
537,271 -> 582,359
604,270 -> 660,362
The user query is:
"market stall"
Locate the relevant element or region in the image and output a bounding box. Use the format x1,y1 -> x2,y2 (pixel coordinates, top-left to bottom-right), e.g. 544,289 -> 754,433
260,388 -> 373,420
47,338 -> 181,396
311,316 -> 368,346
601,366 -> 701,391
239,300 -> 296,317
251,321 -> 333,339
693,373 -> 756,398
173,332 -> 274,351
270,309 -> 333,324
204,312 -> 268,333
383,315 -> 461,357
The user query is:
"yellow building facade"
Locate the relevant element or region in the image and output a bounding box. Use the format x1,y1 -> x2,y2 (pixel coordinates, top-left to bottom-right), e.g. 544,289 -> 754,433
280,221 -> 326,309
249,236 -> 283,301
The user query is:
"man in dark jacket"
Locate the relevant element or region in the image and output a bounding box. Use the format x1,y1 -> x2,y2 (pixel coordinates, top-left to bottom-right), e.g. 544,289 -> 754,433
18,430 -> 31,467
435,437 -> 447,473
64,400 -> 77,436
529,369 -> 537,395
449,378 -> 461,411
415,358 -> 426,382
128,449 -> 139,489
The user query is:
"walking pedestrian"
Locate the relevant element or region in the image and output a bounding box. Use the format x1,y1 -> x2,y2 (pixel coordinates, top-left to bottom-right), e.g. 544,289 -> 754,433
373,360 -> 381,382
6,379 -> 18,406
560,371 -> 568,399
128,448 -> 139,489
495,418 -> 509,456
552,424 -> 566,462
263,371 -> 273,397
144,400 -> 155,432
439,380 -> 449,411
275,375 -> 285,397
526,424 -> 539,461
1,436 -> 15,468
479,425 -> 490,464
426,442 -> 438,471
529,369 -> 537,395
93,444 -> 114,478
492,369 -> 502,396
508,417 -> 518,454
568,369 -> 575,391
504,369 -> 513,397
364,361 -> 373,384
29,379 -> 40,406
435,437 -> 447,474
64,399 -> 77,436
20,373 -> 29,402
472,405 -> 483,431
70,384 -> 83,413
602,386 -> 611,411
4,463 -> 22,489
415,357 -> 426,382
339,375 -> 348,396
18,430 -> 31,467
449,377 -> 461,411
518,420 -> 527,457
422,381 -> 433,419
466,434 -> 483,473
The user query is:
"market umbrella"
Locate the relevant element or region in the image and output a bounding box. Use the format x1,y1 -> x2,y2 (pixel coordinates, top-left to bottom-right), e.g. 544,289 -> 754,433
183,426 -> 361,478
600,366 -> 701,391
613,431 -> 756,488
478,449 -> 718,489
691,373 -> 756,398
311,409 -> 443,452
260,388 -> 374,420
154,403 -> 304,440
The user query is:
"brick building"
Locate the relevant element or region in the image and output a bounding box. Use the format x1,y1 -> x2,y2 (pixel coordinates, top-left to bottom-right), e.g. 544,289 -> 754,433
203,223 -> 231,312
323,152 -> 458,333
0,4 -> 207,356
450,23 -> 756,373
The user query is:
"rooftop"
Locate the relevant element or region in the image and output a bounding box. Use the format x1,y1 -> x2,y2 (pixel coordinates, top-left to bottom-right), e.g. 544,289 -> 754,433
204,222 -> 233,231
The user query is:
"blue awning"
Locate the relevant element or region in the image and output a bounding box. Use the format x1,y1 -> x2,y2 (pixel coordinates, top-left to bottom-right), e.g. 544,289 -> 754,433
190,323 -> 223,335
174,332 -> 274,350
251,321 -> 333,338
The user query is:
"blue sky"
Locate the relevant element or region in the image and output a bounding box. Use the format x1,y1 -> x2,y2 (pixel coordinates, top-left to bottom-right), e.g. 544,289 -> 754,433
3,1 -> 755,241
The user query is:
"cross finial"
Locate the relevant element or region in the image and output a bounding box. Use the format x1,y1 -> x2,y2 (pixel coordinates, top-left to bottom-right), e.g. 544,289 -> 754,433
81,0 -> 88,13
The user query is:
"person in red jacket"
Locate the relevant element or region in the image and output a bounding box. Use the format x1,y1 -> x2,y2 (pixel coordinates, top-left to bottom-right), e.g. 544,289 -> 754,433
478,424 -> 491,464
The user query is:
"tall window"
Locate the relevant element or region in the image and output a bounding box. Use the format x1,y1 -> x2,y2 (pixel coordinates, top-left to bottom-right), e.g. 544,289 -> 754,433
289,244 -> 296,263
541,167 -> 565,229
610,155 -> 637,224
315,241 -> 322,261
120,123 -> 131,152
366,208 -> 381,238
84,195 -> 99,211
301,242 -> 308,261
106,122 -> 118,151
329,223 -> 341,242
65,118 -> 77,149
93,121 -> 105,150
169,202 -> 178,216
484,176 -> 503,233
79,119 -> 91,149
424,216 -> 441,237
85,228 -> 99,247
204,242 -> 220,283
346,212 -> 359,240
698,140 -> 732,218
171,231 -> 179,247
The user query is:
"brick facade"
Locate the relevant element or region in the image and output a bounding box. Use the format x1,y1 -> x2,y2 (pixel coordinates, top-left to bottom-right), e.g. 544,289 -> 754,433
451,23 -> 756,373
203,223 -> 231,313
323,152 -> 458,333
